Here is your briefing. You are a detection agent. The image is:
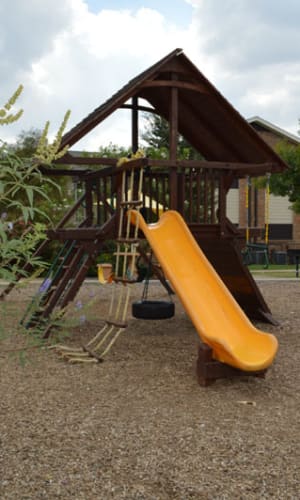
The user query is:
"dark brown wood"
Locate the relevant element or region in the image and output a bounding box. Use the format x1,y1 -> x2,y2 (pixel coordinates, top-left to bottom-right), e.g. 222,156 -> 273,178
210,171 -> 216,224
46,157 -> 279,176
188,169 -> 193,221
169,167 -> 177,210
146,159 -> 278,172
177,172 -> 185,215
19,50 -> 286,336
197,343 -> 267,386
39,217 -> 117,332
131,96 -> 139,153
196,170 -> 200,222
257,309 -> 279,327
204,170 -> 208,223
0,193 -> 87,301
54,153 -> 117,166
169,76 -> 179,210
120,102 -> 157,114
58,252 -> 96,311
57,49 -> 286,174
140,79 -> 209,93
47,228 -> 104,240
218,174 -> 227,236
169,79 -> 178,161
85,180 -> 93,225
196,230 -> 275,324
41,246 -> 86,325
40,166 -> 91,175
56,193 -> 87,227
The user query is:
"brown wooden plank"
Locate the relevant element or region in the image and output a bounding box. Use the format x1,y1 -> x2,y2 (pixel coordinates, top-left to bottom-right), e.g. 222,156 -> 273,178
197,343 -> 267,387
140,79 -> 209,93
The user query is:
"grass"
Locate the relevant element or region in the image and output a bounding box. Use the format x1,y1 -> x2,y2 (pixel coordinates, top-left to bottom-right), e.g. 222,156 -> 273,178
248,263 -> 300,278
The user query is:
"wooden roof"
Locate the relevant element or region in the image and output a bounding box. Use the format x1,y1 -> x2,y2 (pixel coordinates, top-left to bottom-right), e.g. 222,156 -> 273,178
60,48 -> 287,173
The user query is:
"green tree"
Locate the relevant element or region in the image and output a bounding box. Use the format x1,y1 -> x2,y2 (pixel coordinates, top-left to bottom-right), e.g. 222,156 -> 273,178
97,143 -> 131,158
142,113 -> 203,160
268,141 -> 300,213
12,128 -> 42,157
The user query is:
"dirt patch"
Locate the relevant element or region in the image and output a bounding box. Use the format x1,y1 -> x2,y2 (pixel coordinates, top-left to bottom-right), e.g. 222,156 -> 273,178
0,280 -> 299,499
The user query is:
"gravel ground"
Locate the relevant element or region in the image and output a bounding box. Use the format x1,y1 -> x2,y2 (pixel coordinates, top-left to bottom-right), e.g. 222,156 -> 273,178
0,280 -> 299,499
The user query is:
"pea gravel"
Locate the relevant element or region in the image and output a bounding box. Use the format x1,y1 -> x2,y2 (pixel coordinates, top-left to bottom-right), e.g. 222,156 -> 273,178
0,280 -> 299,499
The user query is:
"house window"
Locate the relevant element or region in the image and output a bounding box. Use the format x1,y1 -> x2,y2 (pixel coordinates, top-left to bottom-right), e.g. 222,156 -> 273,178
268,224 -> 293,240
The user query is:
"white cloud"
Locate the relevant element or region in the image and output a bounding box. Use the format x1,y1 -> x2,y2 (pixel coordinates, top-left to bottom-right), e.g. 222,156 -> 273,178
190,0 -> 300,134
191,0 -> 300,69
1,0 -> 300,149
0,1 -> 195,147
0,0 -> 72,83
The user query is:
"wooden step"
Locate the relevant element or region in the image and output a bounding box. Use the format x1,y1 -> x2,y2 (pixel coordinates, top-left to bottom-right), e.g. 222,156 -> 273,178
114,252 -> 138,256
120,200 -> 143,207
116,238 -> 139,243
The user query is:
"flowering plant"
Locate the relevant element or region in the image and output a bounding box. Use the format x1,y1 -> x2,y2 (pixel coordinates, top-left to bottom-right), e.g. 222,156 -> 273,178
0,86 -> 70,282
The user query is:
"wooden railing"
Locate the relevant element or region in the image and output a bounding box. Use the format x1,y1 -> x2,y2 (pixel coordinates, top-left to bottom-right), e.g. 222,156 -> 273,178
44,158 -> 226,231
80,162 -> 225,229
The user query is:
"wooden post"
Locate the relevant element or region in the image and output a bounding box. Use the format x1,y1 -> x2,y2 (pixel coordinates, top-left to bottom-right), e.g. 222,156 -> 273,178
169,78 -> 178,210
131,96 -> 139,154
177,172 -> 185,215
85,179 -> 93,225
197,342 -> 267,387
219,173 -> 227,237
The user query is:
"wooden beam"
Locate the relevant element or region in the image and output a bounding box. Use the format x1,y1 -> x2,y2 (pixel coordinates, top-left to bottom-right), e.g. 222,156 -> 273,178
44,157 -> 277,177
40,167 -> 91,176
54,155 -> 117,166
169,77 -> 178,209
85,180 -> 94,225
131,96 -> 139,153
120,103 -> 156,114
47,228 -> 105,240
147,159 -> 278,174
235,164 -> 281,176
140,80 -> 209,94
218,174 -> 227,237
169,77 -> 178,160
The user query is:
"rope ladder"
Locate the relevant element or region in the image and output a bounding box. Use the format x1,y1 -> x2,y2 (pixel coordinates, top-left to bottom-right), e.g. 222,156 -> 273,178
52,164 -> 144,363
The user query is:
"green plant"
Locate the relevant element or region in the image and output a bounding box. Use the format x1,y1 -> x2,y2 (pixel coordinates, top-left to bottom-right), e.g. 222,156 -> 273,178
0,86 -> 71,283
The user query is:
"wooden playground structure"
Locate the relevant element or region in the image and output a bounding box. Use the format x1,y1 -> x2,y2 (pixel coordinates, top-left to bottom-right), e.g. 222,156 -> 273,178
1,49 -> 286,383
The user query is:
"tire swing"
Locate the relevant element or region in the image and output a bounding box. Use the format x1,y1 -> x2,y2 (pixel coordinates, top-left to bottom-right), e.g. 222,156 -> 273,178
132,252 -> 175,320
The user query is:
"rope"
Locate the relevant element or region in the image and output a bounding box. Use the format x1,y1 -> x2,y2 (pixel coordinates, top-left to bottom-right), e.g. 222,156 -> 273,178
141,251 -> 152,301
139,250 -> 173,305
53,162 -> 144,363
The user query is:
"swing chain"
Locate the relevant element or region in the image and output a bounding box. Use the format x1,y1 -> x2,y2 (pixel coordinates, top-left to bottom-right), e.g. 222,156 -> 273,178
141,251 -> 153,301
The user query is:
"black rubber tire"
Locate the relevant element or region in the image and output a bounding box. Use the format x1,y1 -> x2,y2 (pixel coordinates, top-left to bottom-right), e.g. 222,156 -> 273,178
132,300 -> 175,320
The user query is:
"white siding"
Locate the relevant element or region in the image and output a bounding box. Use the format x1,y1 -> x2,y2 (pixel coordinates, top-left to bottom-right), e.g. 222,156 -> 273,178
269,195 -> 293,223
226,189 -> 239,223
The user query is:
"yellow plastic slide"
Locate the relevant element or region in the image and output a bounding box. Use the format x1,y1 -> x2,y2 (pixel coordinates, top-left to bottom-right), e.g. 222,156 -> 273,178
131,210 -> 278,371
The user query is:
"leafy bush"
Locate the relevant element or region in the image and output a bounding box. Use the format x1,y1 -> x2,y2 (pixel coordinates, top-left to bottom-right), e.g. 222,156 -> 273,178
0,85 -> 70,282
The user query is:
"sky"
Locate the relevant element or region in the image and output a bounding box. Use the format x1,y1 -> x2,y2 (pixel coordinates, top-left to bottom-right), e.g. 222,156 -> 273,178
1,0 -> 300,151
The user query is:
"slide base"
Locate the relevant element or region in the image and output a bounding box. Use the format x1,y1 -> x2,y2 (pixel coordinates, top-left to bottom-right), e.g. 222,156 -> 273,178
197,343 -> 267,387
